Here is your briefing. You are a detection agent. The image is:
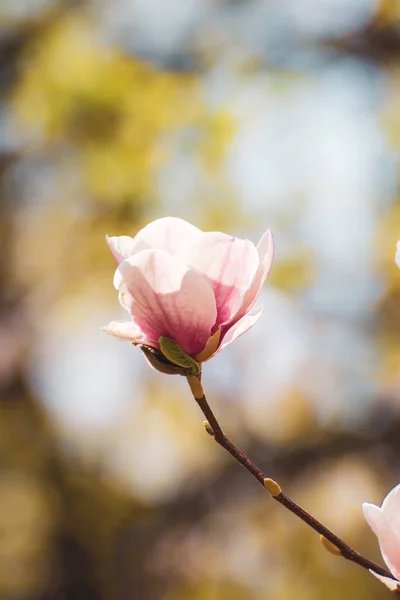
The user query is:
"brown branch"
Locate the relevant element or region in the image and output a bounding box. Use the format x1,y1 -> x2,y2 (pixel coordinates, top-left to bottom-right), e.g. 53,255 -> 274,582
186,374 -> 394,581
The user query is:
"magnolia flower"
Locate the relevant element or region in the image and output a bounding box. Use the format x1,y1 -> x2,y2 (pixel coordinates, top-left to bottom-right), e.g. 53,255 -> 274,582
103,217 -> 273,366
363,484 -> 400,592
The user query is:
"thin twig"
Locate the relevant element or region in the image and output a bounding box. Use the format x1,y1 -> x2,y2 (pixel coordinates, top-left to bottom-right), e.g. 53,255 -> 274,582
186,374 -> 393,580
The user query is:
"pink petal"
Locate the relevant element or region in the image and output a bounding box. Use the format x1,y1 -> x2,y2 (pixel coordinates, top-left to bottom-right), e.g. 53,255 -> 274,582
229,229 -> 274,326
115,249 -> 217,356
106,218 -> 203,264
118,287 -> 135,312
382,483 -> 400,519
214,308 -> 262,356
102,319 -> 149,344
382,484 -> 400,550
363,501 -> 400,581
255,228 -> 274,298
106,235 -> 136,264
177,232 -> 259,329
134,217 -> 203,254
363,503 -> 385,538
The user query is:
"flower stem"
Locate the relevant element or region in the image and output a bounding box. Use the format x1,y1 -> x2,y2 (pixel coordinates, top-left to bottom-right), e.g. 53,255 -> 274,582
186,374 -> 393,580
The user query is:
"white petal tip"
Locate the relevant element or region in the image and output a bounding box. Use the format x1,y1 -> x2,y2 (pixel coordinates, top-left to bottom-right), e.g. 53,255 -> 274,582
362,502 -> 381,522
369,571 -> 400,591
102,325 -> 117,336
102,320 -> 144,342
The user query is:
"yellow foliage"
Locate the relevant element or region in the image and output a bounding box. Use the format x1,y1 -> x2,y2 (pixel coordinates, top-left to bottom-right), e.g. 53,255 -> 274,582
378,335 -> 400,388
12,12 -> 205,203
381,66 -> 400,147
375,202 -> 400,287
376,0 -> 400,23
198,110 -> 235,171
268,248 -> 316,293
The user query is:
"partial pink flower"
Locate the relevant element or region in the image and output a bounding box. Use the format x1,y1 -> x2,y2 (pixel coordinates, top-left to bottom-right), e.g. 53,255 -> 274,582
363,483 -> 400,589
396,241 -> 400,269
104,217 -> 273,361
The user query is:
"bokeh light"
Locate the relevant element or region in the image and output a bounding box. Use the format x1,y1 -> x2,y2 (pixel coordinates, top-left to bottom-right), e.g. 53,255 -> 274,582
1,1 -> 400,598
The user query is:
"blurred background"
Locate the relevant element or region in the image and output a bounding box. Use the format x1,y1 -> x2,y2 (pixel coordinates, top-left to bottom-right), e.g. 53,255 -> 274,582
2,0 -> 400,598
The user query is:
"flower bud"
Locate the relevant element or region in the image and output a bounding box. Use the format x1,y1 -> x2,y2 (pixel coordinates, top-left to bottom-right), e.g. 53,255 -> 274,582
263,478 -> 282,497
320,535 -> 341,556
203,420 -> 214,437
140,345 -> 189,376
159,337 -> 201,376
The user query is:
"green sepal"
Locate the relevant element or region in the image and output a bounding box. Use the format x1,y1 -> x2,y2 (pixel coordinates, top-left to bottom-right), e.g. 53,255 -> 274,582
159,337 -> 201,376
